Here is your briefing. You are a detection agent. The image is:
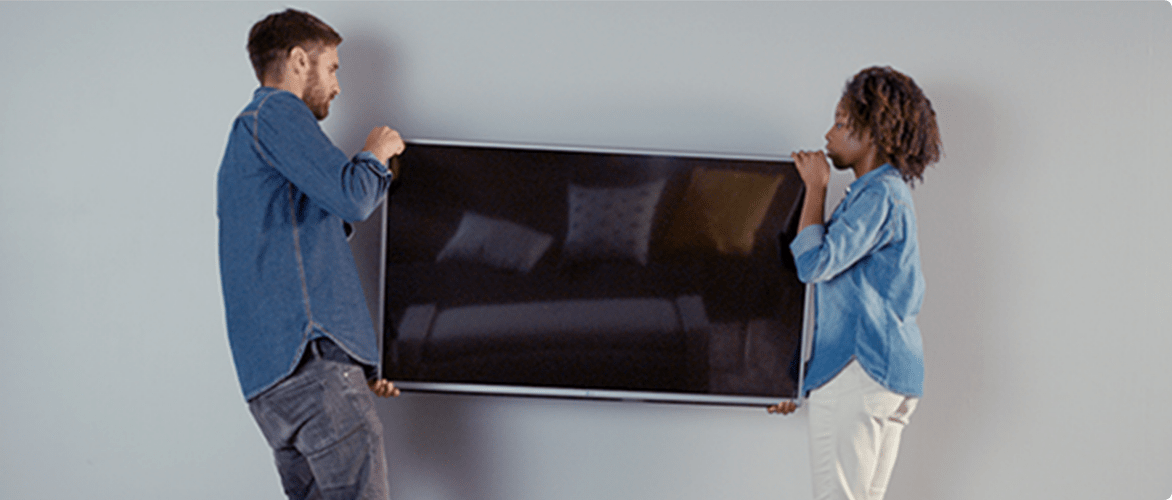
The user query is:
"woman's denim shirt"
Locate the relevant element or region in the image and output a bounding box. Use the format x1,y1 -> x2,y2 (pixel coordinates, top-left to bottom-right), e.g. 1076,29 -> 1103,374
217,88 -> 392,400
790,164 -> 925,397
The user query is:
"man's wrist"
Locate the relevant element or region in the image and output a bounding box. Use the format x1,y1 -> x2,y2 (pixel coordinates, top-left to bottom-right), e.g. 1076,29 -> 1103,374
355,151 -> 390,175
356,150 -> 384,164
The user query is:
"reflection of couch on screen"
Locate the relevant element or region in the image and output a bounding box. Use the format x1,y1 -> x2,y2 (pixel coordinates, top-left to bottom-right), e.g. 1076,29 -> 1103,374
379,141 -> 806,399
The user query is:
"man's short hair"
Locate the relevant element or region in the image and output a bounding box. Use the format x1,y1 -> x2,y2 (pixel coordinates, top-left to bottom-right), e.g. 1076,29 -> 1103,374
839,66 -> 942,184
247,9 -> 342,84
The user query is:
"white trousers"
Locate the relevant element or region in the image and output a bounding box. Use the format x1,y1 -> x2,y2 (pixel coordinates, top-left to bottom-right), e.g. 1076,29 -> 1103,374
807,360 -> 919,500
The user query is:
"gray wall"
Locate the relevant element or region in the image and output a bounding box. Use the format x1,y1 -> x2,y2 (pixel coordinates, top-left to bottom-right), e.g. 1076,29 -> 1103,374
2,2 -> 1170,499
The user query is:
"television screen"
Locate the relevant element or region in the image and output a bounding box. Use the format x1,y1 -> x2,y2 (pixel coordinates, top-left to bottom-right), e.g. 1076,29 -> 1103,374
371,139 -> 811,406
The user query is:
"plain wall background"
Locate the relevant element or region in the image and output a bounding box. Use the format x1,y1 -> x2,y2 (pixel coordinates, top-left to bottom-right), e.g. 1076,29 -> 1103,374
2,2 -> 1169,499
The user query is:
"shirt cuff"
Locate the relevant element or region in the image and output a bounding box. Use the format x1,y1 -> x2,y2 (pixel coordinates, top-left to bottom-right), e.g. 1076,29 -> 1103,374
355,151 -> 392,178
790,224 -> 825,257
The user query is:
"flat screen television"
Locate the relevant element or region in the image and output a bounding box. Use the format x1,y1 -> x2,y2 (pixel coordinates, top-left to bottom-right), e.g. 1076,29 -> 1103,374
364,139 -> 812,407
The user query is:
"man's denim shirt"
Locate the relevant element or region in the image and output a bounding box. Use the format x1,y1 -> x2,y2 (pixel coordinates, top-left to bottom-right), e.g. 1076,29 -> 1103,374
790,164 -> 925,398
218,87 -> 392,400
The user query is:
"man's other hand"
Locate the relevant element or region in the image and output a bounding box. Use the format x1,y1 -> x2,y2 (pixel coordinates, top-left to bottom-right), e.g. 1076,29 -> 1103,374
367,379 -> 401,398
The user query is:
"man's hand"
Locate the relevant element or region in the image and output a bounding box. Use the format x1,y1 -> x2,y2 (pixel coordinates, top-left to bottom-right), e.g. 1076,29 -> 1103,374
367,379 -> 401,398
791,150 -> 831,190
767,401 -> 798,415
362,126 -> 406,165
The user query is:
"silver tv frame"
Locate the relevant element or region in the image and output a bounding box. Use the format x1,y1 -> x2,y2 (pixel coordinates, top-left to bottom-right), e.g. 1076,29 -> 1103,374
365,138 -> 812,408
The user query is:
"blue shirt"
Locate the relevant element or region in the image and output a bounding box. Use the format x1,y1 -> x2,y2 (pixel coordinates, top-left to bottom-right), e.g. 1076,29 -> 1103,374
217,87 -> 393,400
790,164 -> 925,397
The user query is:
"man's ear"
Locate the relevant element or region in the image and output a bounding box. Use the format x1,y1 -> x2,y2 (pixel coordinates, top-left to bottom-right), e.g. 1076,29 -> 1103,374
287,45 -> 310,77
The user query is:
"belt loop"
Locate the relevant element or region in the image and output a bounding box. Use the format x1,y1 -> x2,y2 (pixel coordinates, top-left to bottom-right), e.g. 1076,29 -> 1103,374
310,338 -> 322,359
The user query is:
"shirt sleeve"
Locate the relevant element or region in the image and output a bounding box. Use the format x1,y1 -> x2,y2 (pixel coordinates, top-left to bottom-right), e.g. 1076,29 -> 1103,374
253,92 -> 392,222
789,186 -> 895,283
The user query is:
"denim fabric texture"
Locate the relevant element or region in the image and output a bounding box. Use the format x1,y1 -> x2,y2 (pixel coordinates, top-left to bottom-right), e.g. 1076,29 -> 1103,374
218,87 -> 392,400
790,164 -> 925,397
249,341 -> 389,500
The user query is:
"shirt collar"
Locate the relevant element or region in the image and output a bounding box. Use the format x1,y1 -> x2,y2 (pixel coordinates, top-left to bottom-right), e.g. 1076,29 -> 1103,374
255,86 -> 283,98
845,164 -> 896,194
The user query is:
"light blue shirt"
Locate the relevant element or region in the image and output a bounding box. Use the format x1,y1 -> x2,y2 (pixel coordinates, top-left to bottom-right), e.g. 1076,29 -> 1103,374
790,164 -> 925,397
217,87 -> 392,400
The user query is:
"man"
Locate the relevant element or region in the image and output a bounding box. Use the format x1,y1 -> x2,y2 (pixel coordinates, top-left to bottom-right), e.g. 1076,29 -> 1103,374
768,66 -> 942,500
217,9 -> 406,500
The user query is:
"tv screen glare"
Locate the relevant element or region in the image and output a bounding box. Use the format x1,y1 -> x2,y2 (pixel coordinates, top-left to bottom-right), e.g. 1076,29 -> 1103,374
374,139 -> 811,407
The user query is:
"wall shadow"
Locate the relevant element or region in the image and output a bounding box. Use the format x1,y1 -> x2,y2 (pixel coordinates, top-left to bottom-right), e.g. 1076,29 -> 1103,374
886,79 -> 1012,500
335,28 -> 502,500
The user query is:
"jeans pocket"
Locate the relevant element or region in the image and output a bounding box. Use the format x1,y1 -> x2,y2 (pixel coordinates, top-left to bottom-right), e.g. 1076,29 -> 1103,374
249,373 -> 325,448
303,363 -> 383,493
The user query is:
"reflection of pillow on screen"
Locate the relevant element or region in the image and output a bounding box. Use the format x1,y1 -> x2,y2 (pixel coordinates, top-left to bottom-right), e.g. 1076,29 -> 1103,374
436,212 -> 553,273
563,179 -> 666,265
665,168 -> 782,255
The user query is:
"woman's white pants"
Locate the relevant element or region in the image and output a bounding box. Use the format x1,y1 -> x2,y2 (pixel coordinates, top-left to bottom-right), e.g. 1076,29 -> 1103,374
807,359 -> 919,500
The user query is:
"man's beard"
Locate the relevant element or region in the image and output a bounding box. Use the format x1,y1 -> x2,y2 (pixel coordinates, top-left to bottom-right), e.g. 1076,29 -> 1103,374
303,70 -> 333,120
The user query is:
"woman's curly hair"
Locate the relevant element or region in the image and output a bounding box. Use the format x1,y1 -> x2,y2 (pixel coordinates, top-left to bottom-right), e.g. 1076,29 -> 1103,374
839,66 -> 942,184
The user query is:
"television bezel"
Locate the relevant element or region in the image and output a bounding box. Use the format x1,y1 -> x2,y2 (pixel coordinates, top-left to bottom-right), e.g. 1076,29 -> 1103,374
372,138 -> 813,408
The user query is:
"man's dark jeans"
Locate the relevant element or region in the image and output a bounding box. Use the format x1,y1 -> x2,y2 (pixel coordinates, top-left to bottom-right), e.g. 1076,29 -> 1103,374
248,339 -> 389,500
